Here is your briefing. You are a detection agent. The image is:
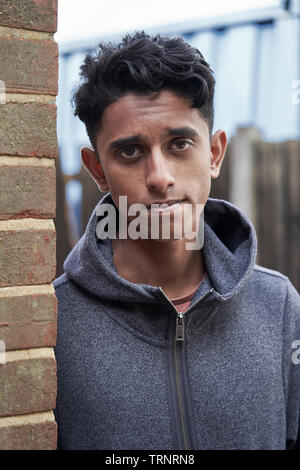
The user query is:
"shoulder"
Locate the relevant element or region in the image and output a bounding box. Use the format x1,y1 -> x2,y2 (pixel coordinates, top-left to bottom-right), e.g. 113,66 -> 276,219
252,264 -> 289,291
53,272 -> 69,290
253,264 -> 299,298
53,272 -> 79,302
53,272 -> 94,309
251,263 -> 300,313
253,264 -> 289,281
244,264 -> 300,313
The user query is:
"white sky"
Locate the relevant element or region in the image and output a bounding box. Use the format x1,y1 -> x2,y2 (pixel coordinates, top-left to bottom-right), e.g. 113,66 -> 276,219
55,0 -> 279,44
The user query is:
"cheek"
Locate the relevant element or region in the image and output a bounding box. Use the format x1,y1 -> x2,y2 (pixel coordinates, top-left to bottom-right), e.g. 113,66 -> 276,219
104,168 -> 143,209
103,163 -> 125,190
183,159 -> 211,202
189,181 -> 211,203
182,152 -> 211,178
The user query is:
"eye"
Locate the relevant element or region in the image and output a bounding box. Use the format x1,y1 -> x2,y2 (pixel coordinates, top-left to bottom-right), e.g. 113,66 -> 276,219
118,146 -> 144,159
169,139 -> 193,151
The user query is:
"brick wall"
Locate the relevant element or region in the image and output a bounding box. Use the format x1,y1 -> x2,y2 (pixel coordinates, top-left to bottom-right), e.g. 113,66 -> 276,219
0,0 -> 58,450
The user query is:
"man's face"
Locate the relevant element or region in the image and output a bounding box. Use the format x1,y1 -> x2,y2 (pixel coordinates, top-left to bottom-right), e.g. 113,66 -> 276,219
82,90 -> 227,238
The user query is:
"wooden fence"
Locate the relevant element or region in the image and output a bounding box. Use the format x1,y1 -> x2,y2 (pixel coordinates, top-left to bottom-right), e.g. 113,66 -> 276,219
55,128 -> 300,291
211,127 -> 300,291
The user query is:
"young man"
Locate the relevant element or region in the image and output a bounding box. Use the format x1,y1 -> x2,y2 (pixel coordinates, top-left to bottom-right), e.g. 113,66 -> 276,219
54,31 -> 300,450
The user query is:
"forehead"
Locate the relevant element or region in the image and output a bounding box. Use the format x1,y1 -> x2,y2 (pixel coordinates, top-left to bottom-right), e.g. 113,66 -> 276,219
96,90 -> 209,147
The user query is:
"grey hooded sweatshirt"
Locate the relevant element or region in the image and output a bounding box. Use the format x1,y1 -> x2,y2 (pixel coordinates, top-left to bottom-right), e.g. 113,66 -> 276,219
53,195 -> 300,450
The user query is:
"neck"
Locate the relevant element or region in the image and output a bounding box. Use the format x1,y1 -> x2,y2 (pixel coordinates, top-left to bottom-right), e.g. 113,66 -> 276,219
111,237 -> 206,299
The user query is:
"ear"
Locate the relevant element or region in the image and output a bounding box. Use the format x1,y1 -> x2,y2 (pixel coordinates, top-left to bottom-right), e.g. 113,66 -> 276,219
81,147 -> 108,192
210,129 -> 227,179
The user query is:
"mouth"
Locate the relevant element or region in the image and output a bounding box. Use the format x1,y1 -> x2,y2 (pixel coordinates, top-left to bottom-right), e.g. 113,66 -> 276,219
146,199 -> 185,212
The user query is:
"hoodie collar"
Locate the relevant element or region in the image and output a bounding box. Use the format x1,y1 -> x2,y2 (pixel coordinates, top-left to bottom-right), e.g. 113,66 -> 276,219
202,198 -> 257,300
63,193 -> 257,304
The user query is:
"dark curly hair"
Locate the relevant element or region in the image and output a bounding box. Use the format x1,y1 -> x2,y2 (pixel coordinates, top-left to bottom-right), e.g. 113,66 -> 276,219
73,31 -> 216,154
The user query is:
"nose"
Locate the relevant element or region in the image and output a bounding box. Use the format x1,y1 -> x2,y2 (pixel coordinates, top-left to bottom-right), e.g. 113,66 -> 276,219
145,148 -> 175,192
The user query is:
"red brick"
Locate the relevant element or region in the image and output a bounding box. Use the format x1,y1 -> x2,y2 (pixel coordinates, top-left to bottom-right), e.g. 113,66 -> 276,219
0,287 -> 57,349
0,103 -> 58,158
0,0 -> 57,33
0,419 -> 57,450
0,224 -> 56,287
0,37 -> 58,95
0,289 -> 57,322
0,355 -> 57,417
0,321 -> 56,350
0,164 -> 56,219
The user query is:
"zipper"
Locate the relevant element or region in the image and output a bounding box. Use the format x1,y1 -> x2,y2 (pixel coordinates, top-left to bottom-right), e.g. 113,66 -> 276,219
159,287 -> 214,450
160,287 -> 214,342
173,330 -> 189,449
175,312 -> 184,341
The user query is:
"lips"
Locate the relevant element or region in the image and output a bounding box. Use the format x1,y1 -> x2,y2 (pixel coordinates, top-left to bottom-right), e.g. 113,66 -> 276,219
146,199 -> 183,208
145,200 -> 186,213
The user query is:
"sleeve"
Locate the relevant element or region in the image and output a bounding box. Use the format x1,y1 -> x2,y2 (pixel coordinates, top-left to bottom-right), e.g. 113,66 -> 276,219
283,279 -> 300,450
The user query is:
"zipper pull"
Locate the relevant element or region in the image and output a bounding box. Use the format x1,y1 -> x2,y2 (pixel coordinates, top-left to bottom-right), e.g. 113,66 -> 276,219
175,312 -> 185,342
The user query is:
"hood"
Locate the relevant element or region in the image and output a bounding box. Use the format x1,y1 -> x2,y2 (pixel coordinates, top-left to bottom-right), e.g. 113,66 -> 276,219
63,193 -> 257,304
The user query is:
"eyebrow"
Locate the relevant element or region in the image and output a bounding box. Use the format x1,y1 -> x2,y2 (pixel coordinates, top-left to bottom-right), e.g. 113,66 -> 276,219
108,135 -> 143,150
107,127 -> 199,150
164,127 -> 200,139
